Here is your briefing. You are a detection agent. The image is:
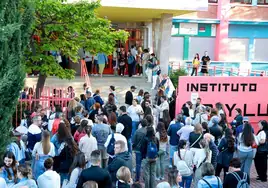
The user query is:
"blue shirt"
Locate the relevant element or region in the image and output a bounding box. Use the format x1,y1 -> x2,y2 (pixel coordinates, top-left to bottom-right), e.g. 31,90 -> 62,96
167,122 -> 182,146
198,176 -> 222,188
97,53 -> 108,64
85,97 -> 95,112
92,123 -> 112,147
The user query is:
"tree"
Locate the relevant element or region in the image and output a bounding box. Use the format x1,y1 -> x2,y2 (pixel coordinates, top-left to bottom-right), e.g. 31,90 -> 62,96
0,0 -> 34,155
25,0 -> 128,98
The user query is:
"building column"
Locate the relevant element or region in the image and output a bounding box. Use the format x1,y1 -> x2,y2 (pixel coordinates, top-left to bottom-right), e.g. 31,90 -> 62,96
248,37 -> 255,61
215,0 -> 230,61
152,18 -> 161,54
158,14 -> 173,75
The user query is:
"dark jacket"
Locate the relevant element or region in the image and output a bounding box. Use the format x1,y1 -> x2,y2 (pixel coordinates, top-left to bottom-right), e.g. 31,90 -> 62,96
217,137 -> 234,167
189,132 -> 203,148
76,166 -> 112,188
223,171 -> 250,188
115,181 -> 131,188
209,124 -> 223,146
107,151 -> 132,184
125,91 -> 133,106
53,145 -> 74,173
167,122 -> 182,146
208,140 -> 219,169
132,127 -> 147,152
169,99 -> 176,121
104,103 -> 117,115
93,94 -> 104,106
141,137 -> 159,159
118,114 -> 132,140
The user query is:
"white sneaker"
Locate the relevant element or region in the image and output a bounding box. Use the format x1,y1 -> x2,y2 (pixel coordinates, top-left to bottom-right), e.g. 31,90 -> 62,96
160,177 -> 164,180
155,177 -> 160,181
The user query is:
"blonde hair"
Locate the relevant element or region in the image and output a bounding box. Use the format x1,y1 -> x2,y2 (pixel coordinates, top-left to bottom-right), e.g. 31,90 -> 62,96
194,124 -> 203,134
116,166 -> 131,183
68,99 -> 78,111
83,181 -> 98,188
42,130 -> 51,155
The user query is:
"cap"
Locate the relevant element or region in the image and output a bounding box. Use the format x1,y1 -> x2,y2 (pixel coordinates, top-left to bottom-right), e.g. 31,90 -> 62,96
131,86 -> 136,89
243,117 -> 249,122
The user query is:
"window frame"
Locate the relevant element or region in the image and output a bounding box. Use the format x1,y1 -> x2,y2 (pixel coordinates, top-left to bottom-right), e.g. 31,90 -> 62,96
208,0 -> 218,3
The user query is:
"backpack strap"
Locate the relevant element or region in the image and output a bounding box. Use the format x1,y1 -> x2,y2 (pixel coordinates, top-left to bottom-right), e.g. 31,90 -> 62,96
231,172 -> 242,182
217,177 -> 220,188
202,178 -> 212,188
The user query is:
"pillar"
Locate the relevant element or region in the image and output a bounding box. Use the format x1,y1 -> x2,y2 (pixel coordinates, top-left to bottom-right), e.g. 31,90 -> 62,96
214,0 -> 230,61
248,37 -> 255,61
158,14 -> 173,75
152,18 -> 161,54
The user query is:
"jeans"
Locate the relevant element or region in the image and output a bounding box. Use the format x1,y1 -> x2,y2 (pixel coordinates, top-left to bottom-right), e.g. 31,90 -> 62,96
156,150 -> 165,178
238,150 -> 254,177
179,175 -> 193,188
170,144 -> 178,166
143,159 -> 156,188
131,121 -> 139,141
135,152 -> 142,181
128,139 -> 132,154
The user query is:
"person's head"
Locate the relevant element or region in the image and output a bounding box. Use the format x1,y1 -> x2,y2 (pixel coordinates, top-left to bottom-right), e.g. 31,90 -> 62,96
160,96 -> 167,103
229,158 -> 241,170
86,91 -> 92,98
177,140 -> 187,160
198,105 -> 206,114
156,182 -> 171,188
203,133 -> 213,142
17,164 -> 32,179
80,94 -> 86,101
132,182 -> 142,188
32,115 -> 42,126
140,119 -> 148,128
145,114 -> 154,126
176,114 -> 183,123
78,119 -> 89,133
199,139 -> 209,149
85,125 -> 92,137
204,51 -> 208,56
68,99 -> 78,110
44,158 -> 54,170
235,108 -> 242,116
194,124 -> 203,134
224,128 -> 233,138
201,122 -> 209,134
258,120 -> 268,131
57,122 -> 71,142
3,151 -> 16,168
83,110 -> 89,118
194,53 -> 200,60
185,101 -> 192,109
67,86 -> 73,92
146,126 -> 155,140
95,114 -> 104,124
242,123 -> 254,147
109,85 -> 115,92
130,86 -> 136,92
114,140 -> 125,155
95,89 -> 100,95
42,130 -> 51,155
168,166 -> 181,186
28,87 -> 33,95
93,103 -> 101,110
210,108 -> 218,117
156,122 -> 168,142
196,97 -> 202,105
69,152 -> 86,174
132,99 -> 138,106
107,95 -> 115,105
90,150 -> 101,166
116,166 -> 132,184
215,102 -> 223,110
185,117 -> 192,126
138,89 -> 144,97
108,112 -> 117,127
119,106 -> 127,115
83,181 -> 98,188
75,105 -> 83,113
201,162 -> 215,177
74,97 -> 80,103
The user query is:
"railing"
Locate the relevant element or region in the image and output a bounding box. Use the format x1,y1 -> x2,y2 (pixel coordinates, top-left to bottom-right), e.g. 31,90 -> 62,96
170,62 -> 266,76
80,59 -> 92,91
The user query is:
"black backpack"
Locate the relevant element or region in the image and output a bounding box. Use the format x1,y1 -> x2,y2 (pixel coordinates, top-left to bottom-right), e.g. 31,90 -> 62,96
107,133 -> 116,155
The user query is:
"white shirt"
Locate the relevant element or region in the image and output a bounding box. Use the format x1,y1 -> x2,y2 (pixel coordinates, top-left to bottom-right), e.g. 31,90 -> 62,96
155,101 -> 169,119
177,125 -> 194,141
237,133 -> 259,152
37,170 -> 61,188
127,105 -> 143,122
79,134 -> 98,161
173,149 -> 194,170
32,142 -> 55,157
0,177 -> 7,188
257,130 -> 266,142
155,132 -> 169,152
104,133 -> 128,152
131,48 -> 137,58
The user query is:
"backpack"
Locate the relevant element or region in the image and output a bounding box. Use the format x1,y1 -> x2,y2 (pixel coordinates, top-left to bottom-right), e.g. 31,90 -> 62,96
107,133 -> 116,155
202,177 -> 220,188
146,140 -> 158,161
231,172 -> 249,188
176,151 -> 191,176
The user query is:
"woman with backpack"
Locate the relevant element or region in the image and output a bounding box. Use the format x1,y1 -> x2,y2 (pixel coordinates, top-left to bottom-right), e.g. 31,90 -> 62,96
155,122 -> 169,181
127,50 -> 135,77
216,128 -> 235,179
197,162 -> 222,188
141,126 -> 159,188
254,120 -> 268,182
173,140 -> 193,188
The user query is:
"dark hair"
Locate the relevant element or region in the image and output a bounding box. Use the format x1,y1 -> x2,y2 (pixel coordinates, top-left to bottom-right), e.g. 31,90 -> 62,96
55,105 -> 63,113
108,112 -> 117,129
107,95 -> 115,105
235,108 -> 242,114
146,126 -> 155,140
119,106 -> 126,113
57,123 -> 71,142
3,151 -> 17,182
177,140 -> 187,160
215,102 -> 223,110
162,110 -> 171,130
156,122 -> 168,142
225,128 -> 235,152
242,123 -> 254,147
186,101 -> 193,109
44,158 -> 54,169
145,114 -> 154,126
18,164 -> 31,178
197,97 -> 201,101
85,126 -> 92,137
83,110 -> 89,118
201,122 -> 210,134
140,119 -> 148,128
138,89 -> 144,96
201,162 -> 215,177
259,120 -> 268,132
77,120 -> 88,133
229,158 -> 241,168
168,166 -> 178,186
210,108 -> 218,117
176,114 -> 183,123
65,137 -> 79,157
110,85 -> 115,91
133,99 -> 138,104
161,95 -> 167,101
80,94 -> 86,102
75,105 -> 82,113
69,152 -> 86,174
108,93 -> 115,98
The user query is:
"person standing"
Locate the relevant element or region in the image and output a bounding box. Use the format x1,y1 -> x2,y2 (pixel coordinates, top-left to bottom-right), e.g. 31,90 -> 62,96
142,49 -> 150,79
84,51 -> 93,75
85,91 -> 95,112
127,50 -> 135,77
125,86 -> 136,107
27,115 -> 42,152
93,55 -> 99,76
254,120 -> 268,182
76,150 -> 112,188
92,114 -> 112,168
118,48 -> 126,77
146,53 -> 157,83
97,52 -> 108,78
130,45 -> 138,74
201,51 -> 210,76
154,96 -> 169,122
13,164 -> 37,188
112,48 -> 118,76
191,53 -> 200,76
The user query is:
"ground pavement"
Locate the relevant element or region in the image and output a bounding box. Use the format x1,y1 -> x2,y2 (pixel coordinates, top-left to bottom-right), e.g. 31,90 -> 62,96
26,75 -> 267,187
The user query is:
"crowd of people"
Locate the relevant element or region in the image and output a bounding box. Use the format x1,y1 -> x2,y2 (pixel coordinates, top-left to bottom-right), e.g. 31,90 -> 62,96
1,81 -> 268,188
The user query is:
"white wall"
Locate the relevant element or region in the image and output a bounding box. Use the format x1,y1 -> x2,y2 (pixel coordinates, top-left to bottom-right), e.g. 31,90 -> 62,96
254,39 -> 268,61
228,38 -> 249,62
169,37 -> 184,62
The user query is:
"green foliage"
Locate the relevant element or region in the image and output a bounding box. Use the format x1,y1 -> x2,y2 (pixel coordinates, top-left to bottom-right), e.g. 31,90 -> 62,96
169,69 -> 188,88
25,0 -> 128,79
0,0 -> 34,156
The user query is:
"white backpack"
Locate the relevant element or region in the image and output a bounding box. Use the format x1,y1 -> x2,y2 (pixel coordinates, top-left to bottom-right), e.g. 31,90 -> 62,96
176,150 -> 192,176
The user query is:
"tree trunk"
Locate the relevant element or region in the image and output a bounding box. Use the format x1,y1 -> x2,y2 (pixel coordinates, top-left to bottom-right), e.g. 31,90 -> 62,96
35,74 -> 47,99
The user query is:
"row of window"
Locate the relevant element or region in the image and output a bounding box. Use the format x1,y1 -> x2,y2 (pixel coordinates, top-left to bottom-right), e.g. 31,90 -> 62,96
208,0 -> 268,4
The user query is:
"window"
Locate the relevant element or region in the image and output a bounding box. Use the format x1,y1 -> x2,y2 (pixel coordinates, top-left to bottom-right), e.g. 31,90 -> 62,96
208,0 -> 218,3
257,0 -> 268,4
230,0 -> 252,3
